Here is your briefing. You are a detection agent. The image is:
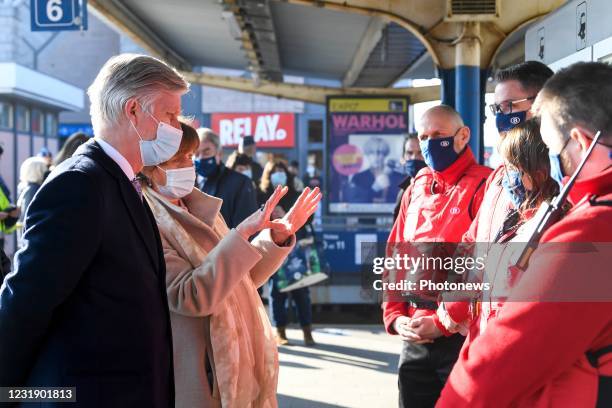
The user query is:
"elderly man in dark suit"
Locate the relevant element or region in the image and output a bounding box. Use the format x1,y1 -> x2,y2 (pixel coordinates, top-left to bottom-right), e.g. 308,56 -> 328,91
0,54 -> 189,407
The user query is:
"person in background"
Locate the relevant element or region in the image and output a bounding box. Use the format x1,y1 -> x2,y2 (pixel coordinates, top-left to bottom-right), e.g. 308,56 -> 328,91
226,151 -> 254,180
437,61 -> 612,408
383,105 -> 491,408
37,146 -> 53,166
37,147 -> 53,181
303,159 -> 322,190
258,160 -> 299,210
53,132 -> 90,167
139,121 -> 322,407
288,160 -> 305,192
0,53 -> 188,407
238,135 -> 263,184
259,160 -> 316,345
393,133 -> 426,220
462,61 -> 553,244
268,204 -> 317,346
16,157 -> 48,226
0,146 -> 20,249
195,128 -> 257,228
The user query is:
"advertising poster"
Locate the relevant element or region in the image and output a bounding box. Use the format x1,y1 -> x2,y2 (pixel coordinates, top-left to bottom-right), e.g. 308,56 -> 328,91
211,112 -> 295,148
327,96 -> 409,214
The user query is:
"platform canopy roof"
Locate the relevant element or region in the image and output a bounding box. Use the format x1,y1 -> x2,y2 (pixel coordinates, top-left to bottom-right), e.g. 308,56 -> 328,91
89,0 -> 564,103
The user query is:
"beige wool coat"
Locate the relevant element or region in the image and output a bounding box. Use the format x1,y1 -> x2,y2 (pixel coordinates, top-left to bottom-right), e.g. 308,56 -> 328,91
143,186 -> 294,408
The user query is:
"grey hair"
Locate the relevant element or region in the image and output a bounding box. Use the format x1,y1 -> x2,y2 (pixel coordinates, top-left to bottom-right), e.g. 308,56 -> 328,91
196,128 -> 220,150
19,157 -> 48,185
87,54 -> 189,133
364,137 -> 390,155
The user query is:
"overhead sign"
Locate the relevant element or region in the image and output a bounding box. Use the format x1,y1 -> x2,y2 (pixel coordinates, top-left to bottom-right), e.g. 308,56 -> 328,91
31,0 -> 88,32
211,113 -> 295,148
58,123 -> 93,138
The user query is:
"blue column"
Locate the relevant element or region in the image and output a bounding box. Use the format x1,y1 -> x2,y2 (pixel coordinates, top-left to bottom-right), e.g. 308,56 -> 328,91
455,65 -> 482,162
439,68 -> 456,109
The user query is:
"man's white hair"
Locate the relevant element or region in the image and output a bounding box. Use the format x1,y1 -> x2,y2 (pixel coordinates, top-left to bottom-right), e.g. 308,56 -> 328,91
87,54 -> 189,134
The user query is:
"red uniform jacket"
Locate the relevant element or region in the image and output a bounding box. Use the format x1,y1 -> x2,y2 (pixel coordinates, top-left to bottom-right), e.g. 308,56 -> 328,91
444,165 -> 514,327
383,147 -> 491,334
437,166 -> 612,408
463,164 -> 514,243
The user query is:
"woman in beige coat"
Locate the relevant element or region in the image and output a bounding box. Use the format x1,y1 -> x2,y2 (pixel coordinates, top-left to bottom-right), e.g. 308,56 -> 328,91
140,122 -> 321,408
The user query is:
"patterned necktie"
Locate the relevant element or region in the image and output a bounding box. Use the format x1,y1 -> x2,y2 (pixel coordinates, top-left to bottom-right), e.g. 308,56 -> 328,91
131,178 -> 143,202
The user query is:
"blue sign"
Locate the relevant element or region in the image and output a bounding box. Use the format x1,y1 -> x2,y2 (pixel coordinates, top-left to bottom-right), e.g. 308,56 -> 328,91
317,230 -> 389,274
31,0 -> 88,32
58,123 -> 93,138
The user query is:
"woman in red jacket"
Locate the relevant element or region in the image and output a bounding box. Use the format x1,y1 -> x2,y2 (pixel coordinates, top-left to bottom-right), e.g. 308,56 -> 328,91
436,120 -> 558,338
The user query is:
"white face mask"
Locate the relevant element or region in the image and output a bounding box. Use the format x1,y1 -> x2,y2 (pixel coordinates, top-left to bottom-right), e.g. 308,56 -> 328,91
130,109 -> 183,166
157,166 -> 195,199
240,169 -> 253,179
270,171 -> 287,187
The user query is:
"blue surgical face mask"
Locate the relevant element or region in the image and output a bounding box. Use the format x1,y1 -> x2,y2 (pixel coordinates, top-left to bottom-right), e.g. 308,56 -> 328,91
194,156 -> 217,178
548,137 -> 570,187
420,135 -> 459,172
548,153 -> 564,187
270,171 -> 287,187
496,110 -> 527,133
404,159 -> 427,178
502,167 -> 526,209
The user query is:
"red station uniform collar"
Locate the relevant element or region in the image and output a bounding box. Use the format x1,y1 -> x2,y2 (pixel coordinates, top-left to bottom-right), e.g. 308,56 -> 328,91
564,165 -> 612,206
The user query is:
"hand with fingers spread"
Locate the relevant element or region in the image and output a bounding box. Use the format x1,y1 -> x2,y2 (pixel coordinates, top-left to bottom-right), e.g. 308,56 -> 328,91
270,186 -> 322,245
235,185 -> 289,242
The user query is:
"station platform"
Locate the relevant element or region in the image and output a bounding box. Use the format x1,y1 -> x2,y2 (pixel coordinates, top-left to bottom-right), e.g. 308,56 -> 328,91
277,325 -> 401,408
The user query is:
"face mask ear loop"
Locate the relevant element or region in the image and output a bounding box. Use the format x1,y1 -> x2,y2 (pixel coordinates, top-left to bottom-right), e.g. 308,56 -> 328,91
155,166 -> 168,186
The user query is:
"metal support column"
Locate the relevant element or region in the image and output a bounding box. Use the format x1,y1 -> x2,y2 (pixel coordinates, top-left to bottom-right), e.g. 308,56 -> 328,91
454,22 -> 483,163
439,68 -> 456,109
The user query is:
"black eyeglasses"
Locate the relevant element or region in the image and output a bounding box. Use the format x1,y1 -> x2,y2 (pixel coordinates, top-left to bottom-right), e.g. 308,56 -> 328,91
489,96 -> 536,115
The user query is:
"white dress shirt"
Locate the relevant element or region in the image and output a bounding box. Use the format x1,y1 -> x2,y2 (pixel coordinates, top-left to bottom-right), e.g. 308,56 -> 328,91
95,138 -> 136,181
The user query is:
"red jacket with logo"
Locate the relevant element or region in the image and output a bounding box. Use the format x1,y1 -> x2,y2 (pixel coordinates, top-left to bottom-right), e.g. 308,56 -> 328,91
383,147 -> 491,334
437,166 -> 612,408
443,164 -> 515,326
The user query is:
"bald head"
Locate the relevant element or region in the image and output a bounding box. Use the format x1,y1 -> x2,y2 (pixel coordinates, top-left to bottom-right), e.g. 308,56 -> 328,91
419,105 -> 464,130
417,104 -> 470,154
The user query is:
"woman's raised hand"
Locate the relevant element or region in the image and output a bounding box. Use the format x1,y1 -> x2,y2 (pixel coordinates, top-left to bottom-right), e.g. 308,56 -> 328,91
270,187 -> 322,245
236,185 -> 288,240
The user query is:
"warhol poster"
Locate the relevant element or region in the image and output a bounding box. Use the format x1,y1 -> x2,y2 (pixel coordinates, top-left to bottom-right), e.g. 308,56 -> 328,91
327,96 -> 409,214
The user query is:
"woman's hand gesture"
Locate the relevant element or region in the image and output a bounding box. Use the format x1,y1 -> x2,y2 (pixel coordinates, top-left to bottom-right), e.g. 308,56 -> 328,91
236,185 -> 288,240
270,187 -> 322,245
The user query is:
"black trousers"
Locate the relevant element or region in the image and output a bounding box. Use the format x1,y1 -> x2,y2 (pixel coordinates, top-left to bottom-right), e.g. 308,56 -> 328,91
398,333 -> 465,408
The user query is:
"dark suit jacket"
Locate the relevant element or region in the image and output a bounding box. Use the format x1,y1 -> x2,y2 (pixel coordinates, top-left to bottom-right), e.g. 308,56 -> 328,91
0,140 -> 174,407
198,163 -> 257,228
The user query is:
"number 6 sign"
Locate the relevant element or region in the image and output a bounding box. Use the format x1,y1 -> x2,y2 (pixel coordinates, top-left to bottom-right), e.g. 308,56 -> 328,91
31,0 -> 88,31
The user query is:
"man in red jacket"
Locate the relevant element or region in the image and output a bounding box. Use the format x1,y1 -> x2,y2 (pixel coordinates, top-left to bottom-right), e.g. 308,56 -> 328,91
464,61 -> 553,243
383,105 -> 491,407
437,62 -> 612,407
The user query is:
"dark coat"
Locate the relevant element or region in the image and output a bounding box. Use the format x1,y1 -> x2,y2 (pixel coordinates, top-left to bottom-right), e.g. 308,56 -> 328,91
17,182 -> 41,223
198,163 -> 257,229
0,140 -> 174,407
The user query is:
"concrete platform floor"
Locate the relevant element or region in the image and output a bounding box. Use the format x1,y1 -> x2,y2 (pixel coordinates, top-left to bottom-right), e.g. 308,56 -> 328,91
277,325 -> 401,408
